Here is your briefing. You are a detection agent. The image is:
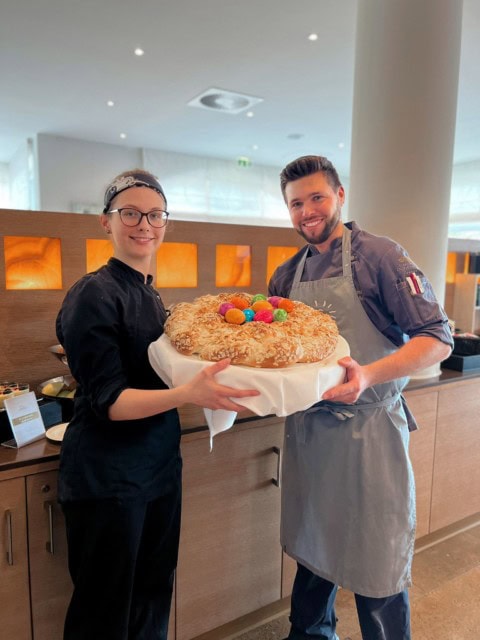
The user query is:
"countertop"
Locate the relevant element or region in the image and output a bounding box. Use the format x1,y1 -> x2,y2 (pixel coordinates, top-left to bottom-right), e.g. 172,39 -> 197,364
1,366 -> 479,475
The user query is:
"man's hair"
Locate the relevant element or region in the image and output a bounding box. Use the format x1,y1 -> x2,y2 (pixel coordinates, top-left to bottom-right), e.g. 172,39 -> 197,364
280,155 -> 342,200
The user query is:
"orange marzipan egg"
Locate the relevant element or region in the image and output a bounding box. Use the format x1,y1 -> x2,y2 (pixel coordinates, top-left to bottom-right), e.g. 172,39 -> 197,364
251,300 -> 274,312
278,298 -> 295,312
225,308 -> 246,324
230,295 -> 249,310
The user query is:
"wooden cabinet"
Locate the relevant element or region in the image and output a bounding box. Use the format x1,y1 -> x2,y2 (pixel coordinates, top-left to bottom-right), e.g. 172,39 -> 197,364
407,390 -> 438,538
430,378 -> 480,531
282,552 -> 297,599
26,470 -> 72,640
0,477 -> 32,640
1,379 -> 480,640
453,272 -> 480,333
175,420 -> 284,640
0,462 -> 176,640
0,468 -> 71,640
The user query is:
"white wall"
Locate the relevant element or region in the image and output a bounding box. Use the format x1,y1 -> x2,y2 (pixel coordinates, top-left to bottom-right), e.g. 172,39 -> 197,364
8,140 -> 35,210
449,159 -> 480,240
5,133 -> 479,239
32,134 -> 351,225
0,162 -> 9,207
36,134 -> 142,213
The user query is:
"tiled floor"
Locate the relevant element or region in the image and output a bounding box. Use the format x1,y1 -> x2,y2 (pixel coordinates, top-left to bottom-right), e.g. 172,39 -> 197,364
233,523 -> 480,640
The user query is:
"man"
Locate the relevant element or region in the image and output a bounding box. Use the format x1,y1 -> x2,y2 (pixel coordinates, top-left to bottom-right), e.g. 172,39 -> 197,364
268,156 -> 453,640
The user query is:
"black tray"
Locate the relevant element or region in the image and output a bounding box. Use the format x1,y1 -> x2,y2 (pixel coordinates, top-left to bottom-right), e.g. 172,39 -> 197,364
441,353 -> 480,372
453,336 -> 480,356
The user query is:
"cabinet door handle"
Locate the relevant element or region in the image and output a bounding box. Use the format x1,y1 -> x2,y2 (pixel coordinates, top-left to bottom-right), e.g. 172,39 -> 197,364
271,446 -> 282,488
5,510 -> 14,565
44,501 -> 55,554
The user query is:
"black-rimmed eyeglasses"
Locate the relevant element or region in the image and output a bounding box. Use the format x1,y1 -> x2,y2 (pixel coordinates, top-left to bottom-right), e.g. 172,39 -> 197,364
108,208 -> 169,228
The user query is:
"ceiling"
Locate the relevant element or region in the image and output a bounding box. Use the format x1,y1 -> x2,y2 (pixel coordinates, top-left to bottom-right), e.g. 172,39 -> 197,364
1,0 -> 479,176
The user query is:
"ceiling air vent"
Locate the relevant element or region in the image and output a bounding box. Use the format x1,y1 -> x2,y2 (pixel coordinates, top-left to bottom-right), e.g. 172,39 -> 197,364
188,87 -> 263,115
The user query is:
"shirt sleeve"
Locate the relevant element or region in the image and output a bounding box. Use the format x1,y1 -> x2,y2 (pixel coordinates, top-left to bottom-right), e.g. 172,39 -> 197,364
56,275 -> 129,419
375,243 -> 453,346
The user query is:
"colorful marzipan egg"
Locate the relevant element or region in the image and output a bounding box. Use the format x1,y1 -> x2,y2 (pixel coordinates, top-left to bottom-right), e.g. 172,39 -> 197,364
267,296 -> 282,308
230,295 -> 249,310
273,308 -> 288,322
254,309 -> 274,323
225,308 -> 246,324
251,300 -> 274,312
278,298 -> 295,313
243,308 -> 255,322
251,293 -> 267,304
219,302 -> 235,316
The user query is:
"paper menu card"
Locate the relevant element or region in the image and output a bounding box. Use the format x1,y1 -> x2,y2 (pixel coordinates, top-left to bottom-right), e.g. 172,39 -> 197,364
2,391 -> 46,448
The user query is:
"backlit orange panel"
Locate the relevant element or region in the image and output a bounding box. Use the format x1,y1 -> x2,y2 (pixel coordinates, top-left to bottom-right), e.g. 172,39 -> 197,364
445,252 -> 457,284
86,239 -> 114,273
266,246 -> 299,283
4,236 -> 62,290
156,242 -> 198,288
216,245 -> 251,287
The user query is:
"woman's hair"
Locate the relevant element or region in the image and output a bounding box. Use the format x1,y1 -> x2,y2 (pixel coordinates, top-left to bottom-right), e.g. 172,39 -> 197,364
103,169 -> 167,212
280,155 -> 342,200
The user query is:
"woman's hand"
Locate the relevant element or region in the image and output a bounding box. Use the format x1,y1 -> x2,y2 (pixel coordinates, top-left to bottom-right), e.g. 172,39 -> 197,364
183,359 -> 260,412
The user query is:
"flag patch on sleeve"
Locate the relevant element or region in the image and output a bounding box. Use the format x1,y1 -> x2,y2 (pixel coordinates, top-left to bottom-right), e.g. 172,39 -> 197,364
406,273 -> 424,295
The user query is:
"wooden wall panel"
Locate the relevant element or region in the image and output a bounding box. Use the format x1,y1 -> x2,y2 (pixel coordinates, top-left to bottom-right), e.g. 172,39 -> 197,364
0,208 -> 303,390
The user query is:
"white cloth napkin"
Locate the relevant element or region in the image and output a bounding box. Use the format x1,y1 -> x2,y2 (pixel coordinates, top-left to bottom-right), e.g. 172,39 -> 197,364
148,334 -> 350,449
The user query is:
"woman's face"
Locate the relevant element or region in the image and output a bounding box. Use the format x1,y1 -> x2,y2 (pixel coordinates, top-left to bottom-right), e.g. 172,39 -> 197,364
100,186 -> 167,271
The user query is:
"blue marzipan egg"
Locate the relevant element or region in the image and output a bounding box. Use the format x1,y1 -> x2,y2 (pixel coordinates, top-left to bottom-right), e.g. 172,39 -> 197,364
243,308 -> 255,322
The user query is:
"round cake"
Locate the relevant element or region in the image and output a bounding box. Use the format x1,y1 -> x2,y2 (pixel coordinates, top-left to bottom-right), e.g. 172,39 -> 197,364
164,293 -> 339,368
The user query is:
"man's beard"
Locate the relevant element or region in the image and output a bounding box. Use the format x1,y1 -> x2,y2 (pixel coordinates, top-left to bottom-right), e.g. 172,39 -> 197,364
294,205 -> 342,246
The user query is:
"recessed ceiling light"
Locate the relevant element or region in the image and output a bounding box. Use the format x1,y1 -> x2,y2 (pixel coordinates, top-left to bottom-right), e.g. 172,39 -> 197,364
252,144 -> 259,150
338,142 -> 345,149
308,33 -> 318,41
134,48 -> 144,56
188,87 -> 263,115
287,133 -> 304,140
120,133 -> 127,139
107,100 -> 115,107
246,111 -> 254,118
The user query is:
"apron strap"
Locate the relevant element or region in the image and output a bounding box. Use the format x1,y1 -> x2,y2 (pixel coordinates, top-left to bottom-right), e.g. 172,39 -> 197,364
292,393 -> 402,442
291,225 -> 353,292
341,225 -> 353,277
309,392 -> 401,418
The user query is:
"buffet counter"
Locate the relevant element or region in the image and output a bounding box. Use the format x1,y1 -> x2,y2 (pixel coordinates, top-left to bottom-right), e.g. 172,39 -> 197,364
1,368 -> 480,640
1,365 -> 479,473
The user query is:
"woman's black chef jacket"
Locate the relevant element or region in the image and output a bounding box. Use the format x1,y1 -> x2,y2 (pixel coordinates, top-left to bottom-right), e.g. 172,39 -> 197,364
56,258 -> 181,504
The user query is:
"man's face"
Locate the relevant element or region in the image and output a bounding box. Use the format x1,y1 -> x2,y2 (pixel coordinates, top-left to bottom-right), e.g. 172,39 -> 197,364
284,172 -> 345,249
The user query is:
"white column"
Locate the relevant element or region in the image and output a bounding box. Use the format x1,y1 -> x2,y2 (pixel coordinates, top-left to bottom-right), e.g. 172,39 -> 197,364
348,0 -> 463,377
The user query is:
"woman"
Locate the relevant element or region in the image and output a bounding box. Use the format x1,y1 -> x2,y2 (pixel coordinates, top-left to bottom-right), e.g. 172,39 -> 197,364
56,169 -> 259,640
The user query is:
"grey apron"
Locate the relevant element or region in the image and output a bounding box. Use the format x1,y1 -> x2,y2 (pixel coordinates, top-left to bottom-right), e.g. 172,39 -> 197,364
281,225 -> 416,598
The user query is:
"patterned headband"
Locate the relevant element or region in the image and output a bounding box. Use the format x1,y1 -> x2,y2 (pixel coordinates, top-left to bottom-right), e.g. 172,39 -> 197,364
103,172 -> 167,212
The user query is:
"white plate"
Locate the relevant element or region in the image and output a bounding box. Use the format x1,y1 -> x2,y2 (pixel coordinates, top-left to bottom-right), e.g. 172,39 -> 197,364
45,422 -> 68,444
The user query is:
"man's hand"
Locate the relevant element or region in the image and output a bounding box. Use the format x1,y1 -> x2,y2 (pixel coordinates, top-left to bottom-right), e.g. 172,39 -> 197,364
321,335 -> 452,405
321,356 -> 372,404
